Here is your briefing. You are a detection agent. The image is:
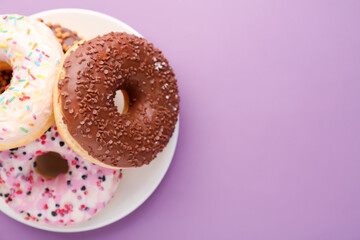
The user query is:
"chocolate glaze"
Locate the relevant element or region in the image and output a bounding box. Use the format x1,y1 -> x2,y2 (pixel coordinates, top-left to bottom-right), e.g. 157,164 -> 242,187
48,23 -> 81,52
59,32 -> 179,168
0,69 -> 12,94
37,19 -> 82,53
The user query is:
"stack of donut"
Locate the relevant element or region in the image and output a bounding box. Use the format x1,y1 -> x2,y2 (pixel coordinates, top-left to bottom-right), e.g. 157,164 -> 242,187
0,14 -> 179,226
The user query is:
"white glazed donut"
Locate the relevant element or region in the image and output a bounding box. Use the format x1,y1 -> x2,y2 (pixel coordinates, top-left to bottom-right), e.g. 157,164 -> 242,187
0,126 -> 122,226
0,14 -> 63,150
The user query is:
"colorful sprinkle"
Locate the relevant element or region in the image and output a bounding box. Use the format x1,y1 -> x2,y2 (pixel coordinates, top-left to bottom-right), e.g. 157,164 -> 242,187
0,125 -> 121,225
19,126 -> 28,133
8,96 -> 15,103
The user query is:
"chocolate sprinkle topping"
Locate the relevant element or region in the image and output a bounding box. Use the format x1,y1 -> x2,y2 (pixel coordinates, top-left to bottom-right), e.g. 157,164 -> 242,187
0,21 -> 82,94
59,32 -> 179,168
37,19 -> 82,53
0,70 -> 12,94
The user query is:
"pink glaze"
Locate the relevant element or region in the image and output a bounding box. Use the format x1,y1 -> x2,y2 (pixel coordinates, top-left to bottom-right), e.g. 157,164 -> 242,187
0,126 -> 122,226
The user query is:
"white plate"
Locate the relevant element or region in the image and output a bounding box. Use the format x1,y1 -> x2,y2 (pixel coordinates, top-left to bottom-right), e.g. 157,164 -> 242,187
0,8 -> 179,232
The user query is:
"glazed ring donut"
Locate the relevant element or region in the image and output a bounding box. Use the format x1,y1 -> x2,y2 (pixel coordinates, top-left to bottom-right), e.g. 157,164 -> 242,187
54,32 -> 179,168
0,14 -> 63,150
0,126 -> 121,226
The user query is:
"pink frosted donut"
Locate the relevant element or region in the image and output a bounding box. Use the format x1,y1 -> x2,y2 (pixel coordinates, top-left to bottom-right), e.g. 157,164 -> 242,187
0,126 -> 122,226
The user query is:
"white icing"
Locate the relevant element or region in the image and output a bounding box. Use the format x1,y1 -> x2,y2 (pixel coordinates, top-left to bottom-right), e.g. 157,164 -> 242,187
0,14 -> 63,149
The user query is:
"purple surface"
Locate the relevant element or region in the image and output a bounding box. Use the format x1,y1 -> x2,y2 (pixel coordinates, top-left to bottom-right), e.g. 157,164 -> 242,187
1,0 -> 360,239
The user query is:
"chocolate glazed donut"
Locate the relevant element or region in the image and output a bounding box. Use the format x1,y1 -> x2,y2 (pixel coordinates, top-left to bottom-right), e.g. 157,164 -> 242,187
54,32 -> 179,168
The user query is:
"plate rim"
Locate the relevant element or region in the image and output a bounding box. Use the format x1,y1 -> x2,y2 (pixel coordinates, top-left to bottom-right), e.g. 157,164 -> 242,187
31,8 -> 143,37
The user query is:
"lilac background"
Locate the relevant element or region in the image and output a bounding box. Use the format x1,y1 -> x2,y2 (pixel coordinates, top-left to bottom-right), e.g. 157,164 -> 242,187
0,0 -> 360,239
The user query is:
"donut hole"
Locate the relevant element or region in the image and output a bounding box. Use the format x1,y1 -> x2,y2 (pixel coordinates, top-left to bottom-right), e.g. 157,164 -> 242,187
35,151 -> 69,180
0,62 -> 12,94
114,89 -> 130,114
